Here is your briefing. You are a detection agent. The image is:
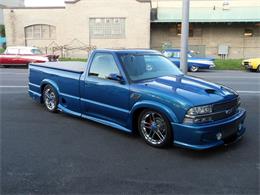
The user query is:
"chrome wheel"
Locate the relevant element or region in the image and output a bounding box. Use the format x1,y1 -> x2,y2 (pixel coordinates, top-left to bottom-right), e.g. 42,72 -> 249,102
140,111 -> 167,145
43,85 -> 58,112
190,65 -> 199,72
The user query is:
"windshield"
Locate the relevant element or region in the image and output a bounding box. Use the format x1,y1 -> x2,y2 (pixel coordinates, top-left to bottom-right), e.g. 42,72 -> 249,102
31,49 -> 43,55
188,52 -> 194,58
118,54 -> 183,82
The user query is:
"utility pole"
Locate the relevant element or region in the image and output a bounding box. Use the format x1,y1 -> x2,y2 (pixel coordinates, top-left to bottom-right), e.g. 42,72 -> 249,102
180,0 -> 190,74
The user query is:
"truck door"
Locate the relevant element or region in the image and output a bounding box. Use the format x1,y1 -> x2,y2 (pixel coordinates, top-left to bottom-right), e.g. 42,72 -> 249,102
83,52 -> 130,126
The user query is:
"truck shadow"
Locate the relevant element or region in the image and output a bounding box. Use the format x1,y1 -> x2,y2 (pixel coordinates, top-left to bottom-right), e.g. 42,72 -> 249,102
57,108 -> 247,159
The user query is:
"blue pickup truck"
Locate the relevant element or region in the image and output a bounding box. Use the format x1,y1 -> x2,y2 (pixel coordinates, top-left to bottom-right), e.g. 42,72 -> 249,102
162,49 -> 215,72
28,49 -> 246,150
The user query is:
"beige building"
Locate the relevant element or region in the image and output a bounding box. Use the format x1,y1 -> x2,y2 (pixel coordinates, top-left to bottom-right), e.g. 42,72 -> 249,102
3,0 -> 260,59
3,0 -> 151,57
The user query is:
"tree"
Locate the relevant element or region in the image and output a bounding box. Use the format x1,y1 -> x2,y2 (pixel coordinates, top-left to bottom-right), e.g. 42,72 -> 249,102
0,25 -> 5,37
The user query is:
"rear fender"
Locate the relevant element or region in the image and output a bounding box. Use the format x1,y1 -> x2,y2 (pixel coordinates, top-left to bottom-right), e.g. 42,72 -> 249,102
40,79 -> 60,102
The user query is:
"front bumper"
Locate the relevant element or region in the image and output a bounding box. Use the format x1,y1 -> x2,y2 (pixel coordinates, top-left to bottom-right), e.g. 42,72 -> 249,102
171,108 -> 246,150
209,63 -> 216,69
242,63 -> 253,70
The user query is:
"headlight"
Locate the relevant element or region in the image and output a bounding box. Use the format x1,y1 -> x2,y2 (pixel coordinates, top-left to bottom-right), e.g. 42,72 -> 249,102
187,105 -> 213,115
184,105 -> 213,124
237,96 -> 241,107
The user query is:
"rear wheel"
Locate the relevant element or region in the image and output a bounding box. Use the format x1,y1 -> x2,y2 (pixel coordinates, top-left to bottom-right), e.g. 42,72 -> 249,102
257,65 -> 260,72
138,109 -> 173,148
43,85 -> 58,112
190,65 -> 199,72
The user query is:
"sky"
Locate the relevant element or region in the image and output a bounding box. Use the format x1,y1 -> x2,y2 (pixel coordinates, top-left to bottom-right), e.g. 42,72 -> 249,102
25,0 -> 65,6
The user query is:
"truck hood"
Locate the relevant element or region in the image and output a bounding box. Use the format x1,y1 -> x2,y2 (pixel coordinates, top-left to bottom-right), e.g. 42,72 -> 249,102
137,75 -> 237,106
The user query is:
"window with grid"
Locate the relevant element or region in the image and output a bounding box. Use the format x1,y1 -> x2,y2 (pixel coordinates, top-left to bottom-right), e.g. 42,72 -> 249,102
89,18 -> 126,39
25,24 -> 56,40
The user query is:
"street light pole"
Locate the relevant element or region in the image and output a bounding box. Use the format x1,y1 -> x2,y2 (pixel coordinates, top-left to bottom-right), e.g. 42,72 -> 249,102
180,0 -> 190,74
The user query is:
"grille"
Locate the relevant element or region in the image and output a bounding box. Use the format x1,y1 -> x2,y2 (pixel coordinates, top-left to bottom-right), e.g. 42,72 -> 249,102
243,61 -> 249,66
196,98 -> 239,122
213,98 -> 239,112
185,98 -> 240,124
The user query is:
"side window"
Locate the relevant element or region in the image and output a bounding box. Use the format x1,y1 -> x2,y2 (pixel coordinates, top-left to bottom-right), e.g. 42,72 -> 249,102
173,52 -> 180,58
19,49 -> 32,55
162,51 -> 173,58
89,53 -> 120,79
5,48 -> 19,55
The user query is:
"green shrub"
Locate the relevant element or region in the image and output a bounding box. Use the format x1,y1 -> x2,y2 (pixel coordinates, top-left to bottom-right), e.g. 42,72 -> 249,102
214,59 -> 243,70
0,48 -> 5,54
59,58 -> 86,62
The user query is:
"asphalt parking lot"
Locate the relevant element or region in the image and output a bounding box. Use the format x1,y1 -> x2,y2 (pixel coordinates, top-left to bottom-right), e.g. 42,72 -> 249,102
1,68 -> 259,194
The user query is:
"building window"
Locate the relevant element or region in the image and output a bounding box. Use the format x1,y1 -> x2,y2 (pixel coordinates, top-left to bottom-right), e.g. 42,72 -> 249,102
176,23 -> 193,37
89,18 -> 126,39
25,24 -> 56,40
244,29 -> 253,37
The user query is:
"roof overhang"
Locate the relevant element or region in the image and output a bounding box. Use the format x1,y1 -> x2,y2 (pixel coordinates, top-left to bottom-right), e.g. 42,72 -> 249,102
154,7 -> 260,23
64,0 -> 151,4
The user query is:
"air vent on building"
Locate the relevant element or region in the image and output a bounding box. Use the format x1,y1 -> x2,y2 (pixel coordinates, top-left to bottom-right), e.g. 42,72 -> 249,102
218,44 -> 229,59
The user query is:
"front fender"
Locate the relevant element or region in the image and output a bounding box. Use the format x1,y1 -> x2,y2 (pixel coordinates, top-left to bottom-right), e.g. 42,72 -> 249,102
130,100 -> 179,123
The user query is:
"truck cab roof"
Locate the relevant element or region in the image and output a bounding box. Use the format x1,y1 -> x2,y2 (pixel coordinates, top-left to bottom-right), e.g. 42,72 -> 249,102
92,49 -> 161,55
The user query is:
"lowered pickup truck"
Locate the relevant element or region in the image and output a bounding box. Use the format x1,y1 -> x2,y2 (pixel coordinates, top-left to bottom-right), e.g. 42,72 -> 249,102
29,49 -> 246,150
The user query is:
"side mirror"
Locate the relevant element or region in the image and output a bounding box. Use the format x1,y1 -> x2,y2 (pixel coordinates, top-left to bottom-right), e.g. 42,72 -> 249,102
107,73 -> 125,83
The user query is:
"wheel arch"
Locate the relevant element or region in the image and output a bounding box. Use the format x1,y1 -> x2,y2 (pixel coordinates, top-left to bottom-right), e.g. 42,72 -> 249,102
40,79 -> 60,102
130,101 -> 178,133
257,64 -> 260,72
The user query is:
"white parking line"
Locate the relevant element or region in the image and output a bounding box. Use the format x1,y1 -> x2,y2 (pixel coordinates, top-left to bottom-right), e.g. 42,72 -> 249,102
237,91 -> 260,94
0,73 -> 28,75
197,76 -> 260,79
0,86 -> 28,88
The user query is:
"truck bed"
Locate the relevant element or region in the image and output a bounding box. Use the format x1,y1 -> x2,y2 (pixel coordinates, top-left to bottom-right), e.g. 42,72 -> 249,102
30,61 -> 86,73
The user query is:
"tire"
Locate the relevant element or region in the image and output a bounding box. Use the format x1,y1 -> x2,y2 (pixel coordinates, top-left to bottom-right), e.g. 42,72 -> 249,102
3,65 -> 10,68
190,65 -> 199,72
138,109 -> 173,148
43,85 -> 59,113
257,65 -> 260,72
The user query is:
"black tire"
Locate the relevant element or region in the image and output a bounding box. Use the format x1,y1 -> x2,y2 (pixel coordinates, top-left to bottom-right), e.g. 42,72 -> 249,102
257,65 -> 260,72
43,85 -> 59,113
3,65 -> 10,68
138,109 -> 173,148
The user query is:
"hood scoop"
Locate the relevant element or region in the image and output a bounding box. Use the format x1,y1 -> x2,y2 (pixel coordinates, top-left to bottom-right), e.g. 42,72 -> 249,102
205,89 -> 218,94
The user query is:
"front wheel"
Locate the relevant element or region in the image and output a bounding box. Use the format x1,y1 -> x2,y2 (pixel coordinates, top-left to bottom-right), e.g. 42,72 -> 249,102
138,109 -> 173,148
257,65 -> 260,72
43,85 -> 59,112
190,65 -> 199,72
